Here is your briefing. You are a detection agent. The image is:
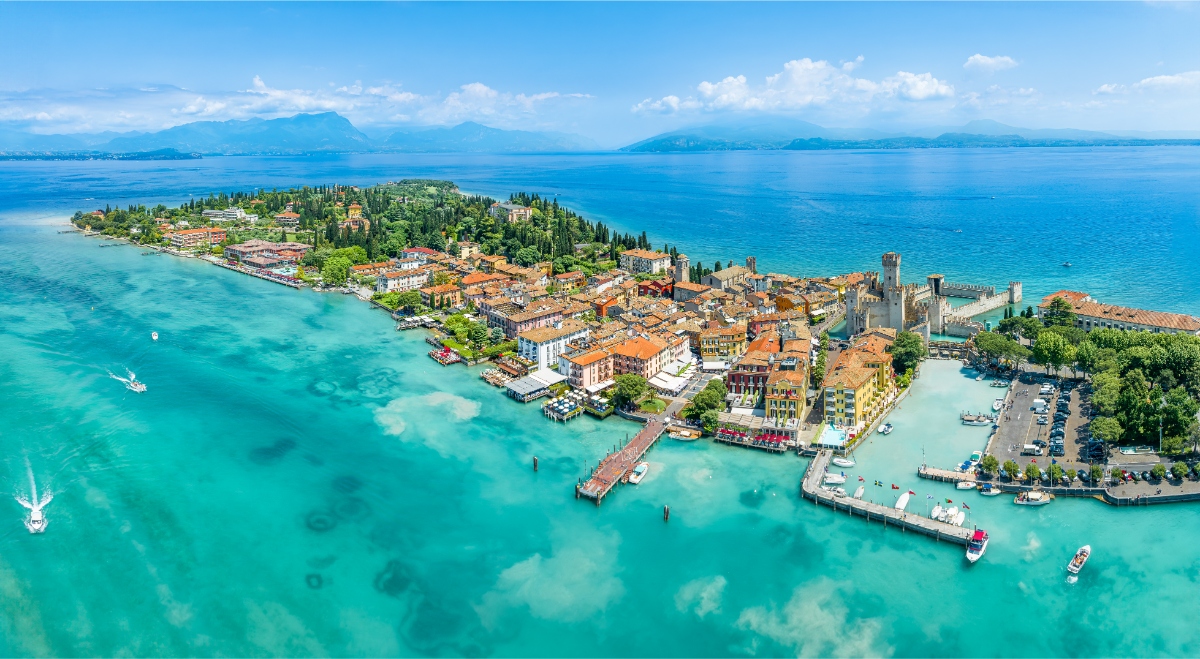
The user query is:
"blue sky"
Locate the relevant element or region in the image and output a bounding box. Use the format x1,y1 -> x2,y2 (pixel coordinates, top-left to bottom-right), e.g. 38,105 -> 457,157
2,2 -> 1198,145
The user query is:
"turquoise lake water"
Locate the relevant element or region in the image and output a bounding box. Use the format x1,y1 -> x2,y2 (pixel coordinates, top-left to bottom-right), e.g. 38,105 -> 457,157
1,151 -> 1199,656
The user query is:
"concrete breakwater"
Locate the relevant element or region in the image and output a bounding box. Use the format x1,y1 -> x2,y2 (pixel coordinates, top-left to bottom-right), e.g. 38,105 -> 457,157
801,451 -> 976,546
917,465 -> 1200,506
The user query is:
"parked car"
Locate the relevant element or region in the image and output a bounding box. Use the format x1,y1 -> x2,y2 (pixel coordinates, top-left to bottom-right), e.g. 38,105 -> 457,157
1038,416 -> 1049,425
1033,439 -> 1047,447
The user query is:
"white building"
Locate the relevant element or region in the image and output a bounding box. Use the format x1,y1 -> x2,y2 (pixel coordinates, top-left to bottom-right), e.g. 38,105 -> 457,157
517,319 -> 590,370
619,248 -> 672,275
375,267 -> 431,293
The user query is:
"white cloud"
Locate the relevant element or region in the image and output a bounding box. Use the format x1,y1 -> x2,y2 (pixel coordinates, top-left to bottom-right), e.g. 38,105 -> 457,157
0,77 -> 586,134
1094,83 -> 1127,95
963,54 -> 1019,73
1135,70 -> 1200,91
634,56 -> 953,115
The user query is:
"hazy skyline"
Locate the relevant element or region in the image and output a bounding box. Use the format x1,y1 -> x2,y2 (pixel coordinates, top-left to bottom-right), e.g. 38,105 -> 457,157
3,2 -> 1199,146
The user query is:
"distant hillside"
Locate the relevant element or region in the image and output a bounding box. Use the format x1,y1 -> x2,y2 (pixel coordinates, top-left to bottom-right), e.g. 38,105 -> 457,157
383,121 -> 598,152
624,119 -> 1200,152
0,113 -> 600,156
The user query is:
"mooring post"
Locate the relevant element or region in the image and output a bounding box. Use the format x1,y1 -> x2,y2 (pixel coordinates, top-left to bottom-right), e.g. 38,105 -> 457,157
663,505 -> 670,521
533,456 -> 538,471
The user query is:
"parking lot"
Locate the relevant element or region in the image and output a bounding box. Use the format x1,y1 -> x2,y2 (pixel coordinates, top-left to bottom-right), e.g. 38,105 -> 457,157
986,374 -> 1100,480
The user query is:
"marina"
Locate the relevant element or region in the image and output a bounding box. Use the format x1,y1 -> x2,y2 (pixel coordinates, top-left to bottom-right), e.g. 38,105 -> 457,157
801,451 -> 977,546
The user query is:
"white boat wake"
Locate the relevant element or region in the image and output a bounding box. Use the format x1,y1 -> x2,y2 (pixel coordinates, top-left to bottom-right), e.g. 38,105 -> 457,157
109,368 -> 147,393
14,459 -> 52,534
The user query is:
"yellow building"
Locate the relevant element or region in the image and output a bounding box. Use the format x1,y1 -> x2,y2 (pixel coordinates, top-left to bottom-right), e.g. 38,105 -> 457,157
699,322 -> 748,360
821,335 -> 894,429
765,367 -> 808,422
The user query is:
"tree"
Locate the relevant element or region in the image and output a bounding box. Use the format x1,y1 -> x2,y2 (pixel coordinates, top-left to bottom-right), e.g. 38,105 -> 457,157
1066,468 -> 1077,482
1024,462 -> 1042,484
489,327 -> 505,343
685,378 -> 728,419
979,454 -> 1000,476
889,331 -> 925,375
1090,464 -> 1104,483
514,246 -> 541,267
1151,463 -> 1167,480
395,290 -> 422,311
432,271 -> 453,286
1171,461 -> 1190,480
1048,463 -> 1064,483
1043,297 -> 1077,327
1090,415 -> 1123,444
1032,330 -> 1074,376
1110,467 -> 1123,483
321,256 -> 352,286
468,323 -> 488,346
612,374 -> 649,408
700,409 -> 720,434
1003,459 -> 1020,479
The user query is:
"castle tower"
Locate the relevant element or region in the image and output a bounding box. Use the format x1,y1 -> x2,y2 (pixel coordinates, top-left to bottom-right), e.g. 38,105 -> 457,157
1008,281 -> 1023,305
927,273 -> 944,297
881,252 -> 905,330
675,254 -> 690,283
746,256 -> 757,274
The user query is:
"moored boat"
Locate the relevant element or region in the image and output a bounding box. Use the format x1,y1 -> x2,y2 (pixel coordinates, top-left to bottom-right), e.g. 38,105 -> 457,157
853,485 -> 865,500
993,398 -> 1004,411
878,423 -> 894,435
823,473 -> 847,485
832,457 -> 855,468
980,483 -> 1001,496
894,491 -> 911,511
628,462 -> 649,484
951,510 -> 966,526
966,530 -> 989,563
930,503 -> 944,520
1014,490 -> 1054,506
1067,545 -> 1091,574
957,480 -> 978,490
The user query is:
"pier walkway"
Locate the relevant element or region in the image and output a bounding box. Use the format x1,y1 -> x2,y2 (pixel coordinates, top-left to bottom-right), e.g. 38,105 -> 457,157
578,418 -> 667,504
801,451 -> 976,546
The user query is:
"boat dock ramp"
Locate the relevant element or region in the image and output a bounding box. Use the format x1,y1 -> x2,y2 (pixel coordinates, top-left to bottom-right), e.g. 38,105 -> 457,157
577,418 -> 666,505
801,451 -> 976,546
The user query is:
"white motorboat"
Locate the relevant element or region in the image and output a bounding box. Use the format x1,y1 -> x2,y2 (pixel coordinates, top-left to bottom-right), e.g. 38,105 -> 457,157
878,423 -> 894,435
823,473 -> 847,485
894,491 -> 911,511
628,462 -> 649,484
151,331 -> 159,341
966,530 -> 989,563
853,486 -> 865,500
110,368 -> 147,393
26,508 -> 46,534
951,510 -> 966,526
980,483 -> 1001,496
930,503 -> 945,520
957,481 -> 977,490
831,457 -> 855,468
943,506 -> 959,523
1067,545 -> 1091,574
992,398 -> 1005,411
1014,490 -> 1054,506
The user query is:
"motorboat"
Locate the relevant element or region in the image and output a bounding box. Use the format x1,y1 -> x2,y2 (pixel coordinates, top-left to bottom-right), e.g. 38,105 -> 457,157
961,413 -> 993,426
832,457 -> 856,468
1067,545 -> 1091,574
628,462 -> 649,484
957,481 -> 978,490
980,483 -> 1001,496
853,485 -> 865,500
1062,262 -> 1072,267
950,510 -> 966,526
110,369 -> 147,393
821,485 -> 847,497
966,530 -> 989,563
894,491 -> 911,511
26,508 -> 46,534
944,506 -> 959,522
992,399 -> 1005,411
878,423 -> 894,435
151,331 -> 159,341
823,473 -> 847,485
669,429 -> 701,441
1014,490 -> 1054,506
930,503 -> 945,520
970,451 -> 983,463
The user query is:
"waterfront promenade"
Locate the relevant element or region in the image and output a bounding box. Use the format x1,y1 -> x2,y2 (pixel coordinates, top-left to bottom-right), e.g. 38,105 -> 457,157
801,450 -> 975,546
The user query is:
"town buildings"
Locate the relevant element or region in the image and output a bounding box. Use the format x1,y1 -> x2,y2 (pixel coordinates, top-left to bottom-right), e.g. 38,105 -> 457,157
375,268 -> 431,293
170,227 -> 226,249
517,319 -> 590,370
618,248 -> 672,275
1037,291 -> 1200,335
821,334 -> 895,430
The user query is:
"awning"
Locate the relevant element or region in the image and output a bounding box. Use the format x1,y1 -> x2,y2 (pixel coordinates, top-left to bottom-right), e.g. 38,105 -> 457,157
529,368 -> 567,387
585,379 -> 615,394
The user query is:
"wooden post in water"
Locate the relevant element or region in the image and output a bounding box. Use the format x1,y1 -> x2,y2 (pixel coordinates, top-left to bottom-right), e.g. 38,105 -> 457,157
533,456 -> 538,471
663,505 -> 670,521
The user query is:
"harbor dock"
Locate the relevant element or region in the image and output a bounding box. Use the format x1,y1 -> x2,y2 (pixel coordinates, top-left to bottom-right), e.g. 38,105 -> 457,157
577,418 -> 666,504
801,451 -> 976,546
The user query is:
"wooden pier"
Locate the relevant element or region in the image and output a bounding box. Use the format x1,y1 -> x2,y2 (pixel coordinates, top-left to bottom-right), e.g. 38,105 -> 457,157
800,451 -> 976,546
577,418 -> 666,504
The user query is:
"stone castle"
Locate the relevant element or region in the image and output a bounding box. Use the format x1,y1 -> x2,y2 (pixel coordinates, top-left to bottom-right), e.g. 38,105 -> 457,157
846,252 -> 1022,339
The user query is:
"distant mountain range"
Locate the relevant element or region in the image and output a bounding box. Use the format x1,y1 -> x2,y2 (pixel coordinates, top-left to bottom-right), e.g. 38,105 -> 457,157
621,118 -> 1200,152
0,113 -> 599,156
